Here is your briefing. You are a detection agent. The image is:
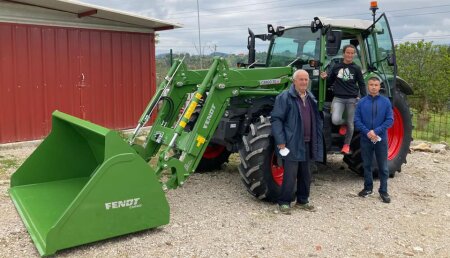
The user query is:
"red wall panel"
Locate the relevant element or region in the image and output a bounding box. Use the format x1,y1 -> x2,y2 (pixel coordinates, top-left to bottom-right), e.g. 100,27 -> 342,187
0,22 -> 156,143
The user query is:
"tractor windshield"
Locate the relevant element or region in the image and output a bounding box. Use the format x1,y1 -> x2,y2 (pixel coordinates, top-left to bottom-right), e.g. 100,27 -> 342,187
267,27 -> 320,67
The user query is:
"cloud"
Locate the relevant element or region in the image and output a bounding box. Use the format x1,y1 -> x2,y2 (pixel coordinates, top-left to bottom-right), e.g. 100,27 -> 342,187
76,0 -> 450,53
443,18 -> 450,26
399,30 -> 450,44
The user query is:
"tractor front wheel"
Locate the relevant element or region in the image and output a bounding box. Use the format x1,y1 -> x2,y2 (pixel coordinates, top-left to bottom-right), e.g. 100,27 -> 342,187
238,116 -> 281,202
196,143 -> 231,171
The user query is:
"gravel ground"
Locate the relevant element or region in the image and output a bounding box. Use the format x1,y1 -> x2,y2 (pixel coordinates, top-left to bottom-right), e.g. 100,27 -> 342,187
0,143 -> 449,257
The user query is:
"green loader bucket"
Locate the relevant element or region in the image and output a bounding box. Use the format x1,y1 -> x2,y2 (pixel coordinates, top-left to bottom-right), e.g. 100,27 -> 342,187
9,111 -> 169,256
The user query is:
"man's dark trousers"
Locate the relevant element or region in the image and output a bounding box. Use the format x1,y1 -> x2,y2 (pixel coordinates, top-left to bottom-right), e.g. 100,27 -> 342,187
360,138 -> 389,194
278,144 -> 311,205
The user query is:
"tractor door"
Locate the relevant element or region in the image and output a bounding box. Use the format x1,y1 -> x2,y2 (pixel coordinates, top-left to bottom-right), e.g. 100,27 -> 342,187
364,13 -> 397,97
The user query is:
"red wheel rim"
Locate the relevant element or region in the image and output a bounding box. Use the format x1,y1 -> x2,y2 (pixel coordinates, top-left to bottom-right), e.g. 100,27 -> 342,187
202,145 -> 225,159
270,152 -> 284,186
387,107 -> 404,160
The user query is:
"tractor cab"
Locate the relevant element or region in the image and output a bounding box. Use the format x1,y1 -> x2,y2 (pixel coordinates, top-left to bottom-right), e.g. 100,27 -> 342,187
261,12 -> 397,106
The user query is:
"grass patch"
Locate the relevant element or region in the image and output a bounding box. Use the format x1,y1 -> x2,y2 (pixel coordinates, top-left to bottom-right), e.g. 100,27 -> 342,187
411,109 -> 450,144
0,156 -> 19,175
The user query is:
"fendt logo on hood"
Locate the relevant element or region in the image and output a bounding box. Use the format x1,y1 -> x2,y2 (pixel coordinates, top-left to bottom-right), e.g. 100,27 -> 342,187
105,198 -> 141,210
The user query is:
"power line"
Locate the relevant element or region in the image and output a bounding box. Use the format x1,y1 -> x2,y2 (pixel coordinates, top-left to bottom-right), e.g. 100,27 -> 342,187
166,0 -> 336,18
165,2 -> 450,20
165,0 -> 291,16
163,10 -> 450,33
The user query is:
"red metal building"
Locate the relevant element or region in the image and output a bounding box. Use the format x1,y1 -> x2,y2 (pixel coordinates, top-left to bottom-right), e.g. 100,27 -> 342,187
0,0 -> 179,143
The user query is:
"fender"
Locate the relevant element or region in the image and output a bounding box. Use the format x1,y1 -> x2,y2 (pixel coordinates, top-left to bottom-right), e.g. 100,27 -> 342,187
396,76 -> 414,95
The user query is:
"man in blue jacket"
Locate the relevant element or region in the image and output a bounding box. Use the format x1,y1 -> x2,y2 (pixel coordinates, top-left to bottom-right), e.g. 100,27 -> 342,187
271,69 -> 324,214
354,77 -> 394,203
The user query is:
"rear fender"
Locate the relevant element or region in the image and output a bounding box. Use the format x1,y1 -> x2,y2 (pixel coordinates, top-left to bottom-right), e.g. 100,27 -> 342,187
395,76 -> 414,95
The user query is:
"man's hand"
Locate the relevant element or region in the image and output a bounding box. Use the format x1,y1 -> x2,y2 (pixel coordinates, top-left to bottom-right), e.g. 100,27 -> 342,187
367,130 -> 378,141
277,144 -> 286,149
320,71 -> 328,79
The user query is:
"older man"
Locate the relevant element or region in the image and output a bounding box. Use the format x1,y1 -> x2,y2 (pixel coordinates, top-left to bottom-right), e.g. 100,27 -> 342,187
271,69 -> 324,214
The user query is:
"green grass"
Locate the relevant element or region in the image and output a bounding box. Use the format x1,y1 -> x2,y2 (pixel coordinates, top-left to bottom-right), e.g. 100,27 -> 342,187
0,155 -> 19,175
411,109 -> 450,144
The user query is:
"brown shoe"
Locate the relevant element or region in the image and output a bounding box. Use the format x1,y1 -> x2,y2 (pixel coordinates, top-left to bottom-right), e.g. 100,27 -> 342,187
278,204 -> 292,215
295,203 -> 317,212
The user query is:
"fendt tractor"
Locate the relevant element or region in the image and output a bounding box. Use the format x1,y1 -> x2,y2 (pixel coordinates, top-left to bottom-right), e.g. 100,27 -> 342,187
9,3 -> 412,256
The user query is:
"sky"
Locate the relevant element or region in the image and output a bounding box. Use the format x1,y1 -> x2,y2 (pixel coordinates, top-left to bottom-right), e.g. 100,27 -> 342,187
77,0 -> 450,55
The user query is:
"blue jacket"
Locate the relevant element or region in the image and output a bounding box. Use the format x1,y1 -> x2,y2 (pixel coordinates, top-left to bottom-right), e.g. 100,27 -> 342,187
271,84 -> 324,162
354,94 -> 394,142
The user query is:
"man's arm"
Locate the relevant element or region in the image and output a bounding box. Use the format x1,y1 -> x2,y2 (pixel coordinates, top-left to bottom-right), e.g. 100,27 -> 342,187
270,94 -> 288,148
374,99 -> 394,136
354,99 -> 370,136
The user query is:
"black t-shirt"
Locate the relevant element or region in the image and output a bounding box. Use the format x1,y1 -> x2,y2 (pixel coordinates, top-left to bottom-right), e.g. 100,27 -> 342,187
328,62 -> 367,98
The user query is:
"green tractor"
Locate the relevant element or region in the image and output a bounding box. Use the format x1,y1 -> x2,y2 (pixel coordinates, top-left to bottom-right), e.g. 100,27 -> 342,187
237,13 -> 413,200
9,6 -> 412,257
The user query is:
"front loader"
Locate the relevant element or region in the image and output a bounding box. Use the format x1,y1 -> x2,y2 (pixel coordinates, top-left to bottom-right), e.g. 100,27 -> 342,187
10,3 -> 413,256
10,56 -> 292,256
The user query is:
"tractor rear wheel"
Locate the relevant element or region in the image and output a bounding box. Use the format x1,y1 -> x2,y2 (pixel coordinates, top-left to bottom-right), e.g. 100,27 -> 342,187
344,89 -> 413,177
196,143 -> 231,171
238,116 -> 282,202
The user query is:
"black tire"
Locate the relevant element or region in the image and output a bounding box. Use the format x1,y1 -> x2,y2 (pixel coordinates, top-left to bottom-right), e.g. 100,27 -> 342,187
344,89 -> 413,177
196,143 -> 231,172
238,116 -> 281,202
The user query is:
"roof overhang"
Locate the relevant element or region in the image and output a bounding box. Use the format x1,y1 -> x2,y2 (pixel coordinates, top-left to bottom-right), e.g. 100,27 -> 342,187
1,0 -> 181,32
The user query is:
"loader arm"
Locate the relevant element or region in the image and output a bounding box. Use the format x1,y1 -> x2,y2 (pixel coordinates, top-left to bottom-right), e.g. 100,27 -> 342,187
138,57 -> 292,189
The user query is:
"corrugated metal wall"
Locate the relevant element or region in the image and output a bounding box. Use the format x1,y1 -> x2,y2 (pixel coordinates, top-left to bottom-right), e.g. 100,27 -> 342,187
0,22 -> 156,143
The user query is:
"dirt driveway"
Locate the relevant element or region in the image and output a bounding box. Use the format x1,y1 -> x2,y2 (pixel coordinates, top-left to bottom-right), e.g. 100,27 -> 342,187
0,144 -> 449,257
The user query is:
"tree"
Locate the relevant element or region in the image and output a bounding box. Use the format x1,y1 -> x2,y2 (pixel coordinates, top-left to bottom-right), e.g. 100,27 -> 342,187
396,41 -> 450,128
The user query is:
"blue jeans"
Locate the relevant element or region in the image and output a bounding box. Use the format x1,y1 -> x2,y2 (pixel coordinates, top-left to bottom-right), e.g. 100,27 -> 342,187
331,97 -> 357,145
360,137 -> 389,194
278,144 -> 311,205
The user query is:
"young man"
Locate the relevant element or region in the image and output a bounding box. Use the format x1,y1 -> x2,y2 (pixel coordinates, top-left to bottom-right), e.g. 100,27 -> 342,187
320,44 -> 366,155
354,77 -> 394,203
271,69 -> 324,214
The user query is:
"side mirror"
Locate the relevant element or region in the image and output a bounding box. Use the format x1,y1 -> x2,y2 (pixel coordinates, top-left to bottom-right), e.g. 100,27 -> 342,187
268,24 -> 284,36
276,26 -> 285,36
387,53 -> 395,66
310,17 -> 323,33
326,30 -> 342,56
267,24 -> 275,34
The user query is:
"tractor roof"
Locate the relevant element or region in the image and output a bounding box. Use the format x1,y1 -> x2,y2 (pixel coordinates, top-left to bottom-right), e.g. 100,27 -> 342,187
290,17 -> 373,30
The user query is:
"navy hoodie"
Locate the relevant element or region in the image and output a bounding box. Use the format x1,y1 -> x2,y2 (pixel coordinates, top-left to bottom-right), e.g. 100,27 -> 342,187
354,94 -> 394,141
328,62 -> 367,98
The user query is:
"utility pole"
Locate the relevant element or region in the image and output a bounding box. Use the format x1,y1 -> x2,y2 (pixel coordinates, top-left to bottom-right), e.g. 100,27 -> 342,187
196,0 -> 202,68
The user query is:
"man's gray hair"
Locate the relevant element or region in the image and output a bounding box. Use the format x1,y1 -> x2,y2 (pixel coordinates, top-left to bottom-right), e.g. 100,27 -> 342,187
293,69 -> 309,80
